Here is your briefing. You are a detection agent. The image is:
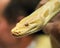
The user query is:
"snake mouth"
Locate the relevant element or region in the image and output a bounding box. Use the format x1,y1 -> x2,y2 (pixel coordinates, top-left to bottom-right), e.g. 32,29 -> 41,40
12,25 -> 38,37
12,24 -> 43,37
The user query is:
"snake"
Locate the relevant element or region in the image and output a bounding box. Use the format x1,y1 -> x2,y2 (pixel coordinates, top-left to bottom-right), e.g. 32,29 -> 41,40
11,0 -> 60,37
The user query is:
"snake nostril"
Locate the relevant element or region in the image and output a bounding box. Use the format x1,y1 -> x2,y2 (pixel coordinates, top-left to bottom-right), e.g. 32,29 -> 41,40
12,32 -> 21,37
15,32 -> 20,34
13,32 -> 20,36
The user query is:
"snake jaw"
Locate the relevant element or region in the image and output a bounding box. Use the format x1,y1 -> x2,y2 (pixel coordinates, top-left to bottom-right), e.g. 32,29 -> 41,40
11,0 -> 60,37
12,17 -> 44,37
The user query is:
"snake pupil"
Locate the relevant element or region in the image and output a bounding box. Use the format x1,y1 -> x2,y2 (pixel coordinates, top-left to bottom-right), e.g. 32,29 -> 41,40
25,23 -> 29,26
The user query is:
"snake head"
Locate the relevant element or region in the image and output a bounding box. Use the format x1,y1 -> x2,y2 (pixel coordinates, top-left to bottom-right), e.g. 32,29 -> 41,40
11,0 -> 60,37
11,15 -> 44,37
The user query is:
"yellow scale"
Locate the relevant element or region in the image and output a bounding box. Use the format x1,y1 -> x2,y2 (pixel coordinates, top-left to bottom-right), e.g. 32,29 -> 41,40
11,0 -> 60,37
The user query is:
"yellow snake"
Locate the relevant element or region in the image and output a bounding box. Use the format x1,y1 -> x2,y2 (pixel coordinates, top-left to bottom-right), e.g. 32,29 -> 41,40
11,0 -> 60,37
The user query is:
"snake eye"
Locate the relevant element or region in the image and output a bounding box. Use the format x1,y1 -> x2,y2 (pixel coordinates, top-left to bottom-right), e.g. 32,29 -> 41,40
25,23 -> 29,26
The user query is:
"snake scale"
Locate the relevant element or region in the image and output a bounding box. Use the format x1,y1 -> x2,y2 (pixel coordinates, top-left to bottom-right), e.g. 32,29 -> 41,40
11,0 -> 60,37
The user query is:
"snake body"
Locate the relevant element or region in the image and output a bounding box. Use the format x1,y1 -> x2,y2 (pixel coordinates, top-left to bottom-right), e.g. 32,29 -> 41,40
11,0 -> 60,37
